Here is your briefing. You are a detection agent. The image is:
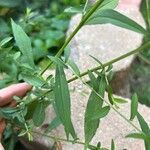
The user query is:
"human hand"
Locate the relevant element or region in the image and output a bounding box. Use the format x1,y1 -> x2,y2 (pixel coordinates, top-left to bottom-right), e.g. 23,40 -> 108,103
0,83 -> 32,150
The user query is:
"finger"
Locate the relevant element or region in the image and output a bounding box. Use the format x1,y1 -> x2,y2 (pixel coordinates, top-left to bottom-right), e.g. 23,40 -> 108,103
0,83 -> 32,107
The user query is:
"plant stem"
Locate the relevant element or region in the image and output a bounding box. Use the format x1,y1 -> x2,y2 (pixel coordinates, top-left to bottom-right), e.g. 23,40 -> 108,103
138,53 -> 150,65
31,131 -> 97,149
68,42 -> 150,83
25,42 -> 150,106
40,0 -> 104,75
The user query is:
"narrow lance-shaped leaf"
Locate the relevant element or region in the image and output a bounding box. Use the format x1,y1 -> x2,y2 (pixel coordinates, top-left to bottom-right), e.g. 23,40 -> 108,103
126,133 -> 150,142
107,85 -> 114,105
64,46 -> 71,62
111,139 -> 115,150
89,0 -> 118,13
54,65 -> 76,139
67,59 -> 80,76
91,106 -> 110,120
137,113 -> 150,149
11,20 -> 35,68
64,6 -> 83,14
20,73 -> 46,87
141,0 -> 150,28
84,74 -> 107,147
46,116 -> 61,133
88,70 -> 97,88
113,97 -> 128,104
137,113 -> 150,134
86,9 -> 147,35
130,93 -> 138,120
32,102 -> 45,127
0,37 -> 12,47
90,55 -> 104,69
98,0 -> 119,10
48,56 -> 67,68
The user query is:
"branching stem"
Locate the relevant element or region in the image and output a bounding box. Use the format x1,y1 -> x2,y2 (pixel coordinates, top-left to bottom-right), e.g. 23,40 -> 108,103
68,42 -> 150,83
40,0 -> 104,75
32,131 -> 97,149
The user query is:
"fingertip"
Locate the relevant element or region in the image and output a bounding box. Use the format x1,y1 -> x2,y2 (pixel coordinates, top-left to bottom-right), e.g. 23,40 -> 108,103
8,83 -> 32,98
0,83 -> 32,106
15,83 -> 32,91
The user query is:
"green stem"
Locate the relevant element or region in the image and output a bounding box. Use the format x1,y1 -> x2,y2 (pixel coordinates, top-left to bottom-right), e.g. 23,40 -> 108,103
138,53 -> 150,65
30,43 -> 150,134
68,42 -> 150,83
112,107 -> 142,133
40,0 -> 104,75
31,131 -> 97,149
26,42 -> 150,106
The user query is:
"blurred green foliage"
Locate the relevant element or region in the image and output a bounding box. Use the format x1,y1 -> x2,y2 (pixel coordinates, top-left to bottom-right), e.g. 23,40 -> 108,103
0,0 -> 85,88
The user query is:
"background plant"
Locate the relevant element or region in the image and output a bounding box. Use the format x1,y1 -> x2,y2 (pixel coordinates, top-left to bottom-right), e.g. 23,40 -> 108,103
0,0 -> 150,150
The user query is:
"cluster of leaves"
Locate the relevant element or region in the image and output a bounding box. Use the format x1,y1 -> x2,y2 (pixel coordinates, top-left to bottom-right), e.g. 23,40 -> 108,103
0,0 -> 84,88
0,0 -> 150,150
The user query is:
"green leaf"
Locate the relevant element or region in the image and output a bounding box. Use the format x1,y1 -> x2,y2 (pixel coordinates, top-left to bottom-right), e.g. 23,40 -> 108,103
13,52 -> 21,60
111,139 -> 115,150
106,65 -> 113,72
25,100 -> 38,120
99,0 -> 119,10
33,102 -> 45,127
64,6 -> 83,14
90,55 -> 104,69
64,46 -> 71,62
88,70 -> 97,88
67,59 -> 80,76
84,74 -> 107,147
141,0 -> 150,28
86,9 -> 147,35
46,117 -> 61,133
137,113 -> 150,149
130,93 -> 138,121
20,73 -> 46,87
91,106 -> 110,120
0,107 -> 18,119
114,97 -> 128,104
11,20 -> 35,68
137,113 -> 150,134
54,65 -> 76,139
48,56 -> 67,68
0,0 -> 22,8
0,37 -> 12,47
107,85 -> 114,105
126,133 -> 150,142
